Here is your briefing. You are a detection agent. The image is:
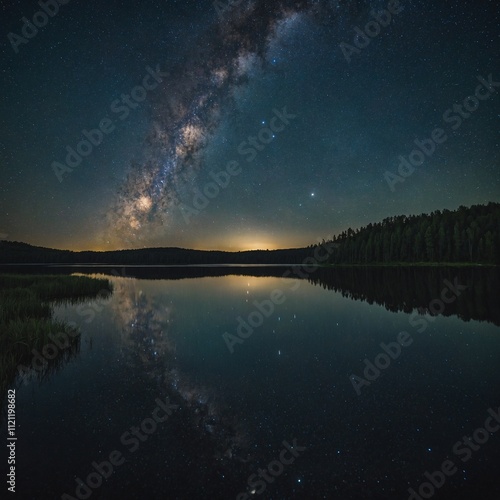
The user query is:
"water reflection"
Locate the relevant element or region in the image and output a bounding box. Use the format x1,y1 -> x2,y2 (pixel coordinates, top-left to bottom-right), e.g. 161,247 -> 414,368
43,264 -> 500,326
108,276 -> 251,465
111,277 -> 174,376
0,335 -> 81,420
1,265 -> 500,498
307,266 -> 500,327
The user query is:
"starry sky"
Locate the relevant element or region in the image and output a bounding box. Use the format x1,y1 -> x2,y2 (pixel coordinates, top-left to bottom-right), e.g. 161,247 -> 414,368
1,0 -> 499,251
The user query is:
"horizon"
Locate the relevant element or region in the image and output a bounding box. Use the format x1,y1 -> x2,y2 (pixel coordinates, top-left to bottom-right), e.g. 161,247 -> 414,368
2,200 -> 498,253
2,2 -> 500,498
1,1 -> 499,251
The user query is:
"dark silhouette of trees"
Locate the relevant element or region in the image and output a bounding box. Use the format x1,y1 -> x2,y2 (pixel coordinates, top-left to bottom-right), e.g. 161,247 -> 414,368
0,241 -> 318,265
325,202 -> 500,265
0,203 -> 498,265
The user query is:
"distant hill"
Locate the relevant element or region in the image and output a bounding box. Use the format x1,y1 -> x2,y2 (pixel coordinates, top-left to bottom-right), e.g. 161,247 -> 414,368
0,241 -> 318,265
1,202 -> 498,265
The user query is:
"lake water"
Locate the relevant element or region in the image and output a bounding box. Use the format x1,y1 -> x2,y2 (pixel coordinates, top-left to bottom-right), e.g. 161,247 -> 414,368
2,266 -> 500,499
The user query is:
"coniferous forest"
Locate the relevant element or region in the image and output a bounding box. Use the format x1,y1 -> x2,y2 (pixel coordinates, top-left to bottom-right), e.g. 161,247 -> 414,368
0,202 -> 498,265
325,202 -> 500,265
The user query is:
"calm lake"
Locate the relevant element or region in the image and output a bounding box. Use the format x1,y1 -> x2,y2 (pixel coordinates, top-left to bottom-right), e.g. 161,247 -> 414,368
2,266 -> 500,499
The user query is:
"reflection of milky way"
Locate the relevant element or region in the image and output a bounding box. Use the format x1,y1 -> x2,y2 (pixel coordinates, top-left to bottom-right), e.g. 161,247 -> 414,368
110,278 -> 250,462
107,0 -> 361,243
111,278 -> 175,373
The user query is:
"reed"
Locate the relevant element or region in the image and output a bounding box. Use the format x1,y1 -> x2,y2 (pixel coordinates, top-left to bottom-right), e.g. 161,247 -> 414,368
0,274 -> 112,394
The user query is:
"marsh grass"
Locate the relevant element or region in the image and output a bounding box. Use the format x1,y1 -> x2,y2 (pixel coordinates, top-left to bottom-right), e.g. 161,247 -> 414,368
0,274 -> 113,394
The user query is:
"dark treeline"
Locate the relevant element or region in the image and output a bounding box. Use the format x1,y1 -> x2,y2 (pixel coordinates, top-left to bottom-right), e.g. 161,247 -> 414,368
1,202 -> 498,265
325,202 -> 500,264
0,241 -> 317,265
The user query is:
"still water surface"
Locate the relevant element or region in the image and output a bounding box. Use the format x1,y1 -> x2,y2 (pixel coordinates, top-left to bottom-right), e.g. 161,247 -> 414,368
2,266 -> 500,499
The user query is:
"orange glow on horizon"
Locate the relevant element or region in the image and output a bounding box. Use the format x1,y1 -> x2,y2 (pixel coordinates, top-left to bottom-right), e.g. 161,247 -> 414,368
23,230 -> 319,253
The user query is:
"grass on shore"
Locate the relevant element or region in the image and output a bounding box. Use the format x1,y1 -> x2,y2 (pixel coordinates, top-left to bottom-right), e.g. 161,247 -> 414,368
0,274 -> 113,393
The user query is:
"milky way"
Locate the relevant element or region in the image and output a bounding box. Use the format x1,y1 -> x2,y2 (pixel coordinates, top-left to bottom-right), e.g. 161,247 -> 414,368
3,0 -> 498,251
106,0 -> 364,245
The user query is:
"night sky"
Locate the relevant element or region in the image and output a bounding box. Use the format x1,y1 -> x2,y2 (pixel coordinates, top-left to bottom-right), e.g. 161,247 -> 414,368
1,0 -> 499,251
